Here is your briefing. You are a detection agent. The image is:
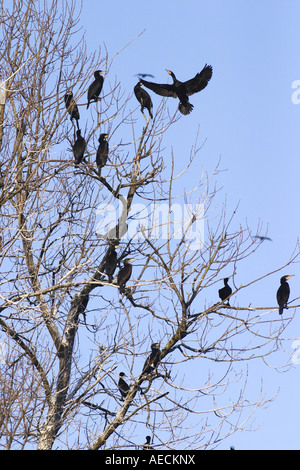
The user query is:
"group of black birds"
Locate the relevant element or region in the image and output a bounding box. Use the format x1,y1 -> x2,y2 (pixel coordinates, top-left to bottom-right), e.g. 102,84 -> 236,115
102,243 -> 134,293
64,64 -> 214,173
64,65 -> 214,294
64,66 -> 295,450
218,275 -> 294,316
134,63 -> 213,118
117,342 -> 161,449
118,342 -> 161,399
64,70 -> 108,171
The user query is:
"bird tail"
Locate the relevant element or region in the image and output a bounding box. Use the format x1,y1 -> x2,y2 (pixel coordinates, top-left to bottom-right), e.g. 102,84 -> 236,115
279,306 -> 283,315
179,102 -> 193,115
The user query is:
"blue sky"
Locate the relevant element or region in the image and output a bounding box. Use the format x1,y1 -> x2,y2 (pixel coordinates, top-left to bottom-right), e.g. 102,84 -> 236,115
78,1 -> 300,450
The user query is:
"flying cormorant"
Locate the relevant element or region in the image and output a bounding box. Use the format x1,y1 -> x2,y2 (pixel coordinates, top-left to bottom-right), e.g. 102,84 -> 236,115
277,275 -> 294,315
140,64 -> 212,115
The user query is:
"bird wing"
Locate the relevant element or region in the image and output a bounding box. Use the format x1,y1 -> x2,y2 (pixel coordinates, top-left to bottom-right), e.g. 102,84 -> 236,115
183,64 -> 213,96
140,79 -> 177,98
135,73 -> 155,78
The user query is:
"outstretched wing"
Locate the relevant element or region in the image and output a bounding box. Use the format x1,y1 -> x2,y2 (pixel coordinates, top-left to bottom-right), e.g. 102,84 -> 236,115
183,64 -> 213,96
140,79 -> 177,98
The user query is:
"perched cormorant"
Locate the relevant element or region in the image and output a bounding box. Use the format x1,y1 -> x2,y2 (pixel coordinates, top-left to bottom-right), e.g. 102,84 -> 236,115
277,275 -> 293,315
140,64 -> 212,115
118,372 -> 130,400
96,133 -> 109,174
218,278 -> 232,305
72,129 -> 86,166
141,343 -> 161,376
117,258 -> 134,293
87,70 -> 104,109
143,436 -> 154,450
134,82 -> 153,119
64,91 -> 80,129
104,244 -> 118,283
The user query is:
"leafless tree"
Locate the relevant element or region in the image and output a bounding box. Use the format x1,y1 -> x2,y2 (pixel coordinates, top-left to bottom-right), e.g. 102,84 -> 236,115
0,0 -> 299,450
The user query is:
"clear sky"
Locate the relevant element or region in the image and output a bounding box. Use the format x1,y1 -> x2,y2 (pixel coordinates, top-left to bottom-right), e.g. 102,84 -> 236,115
78,0 -> 300,450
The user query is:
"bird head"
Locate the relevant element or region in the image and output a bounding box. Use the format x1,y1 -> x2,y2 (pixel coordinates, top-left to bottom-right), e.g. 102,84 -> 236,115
280,275 -> 294,284
124,258 -> 135,265
151,342 -> 160,350
166,69 -> 175,79
94,70 -> 104,78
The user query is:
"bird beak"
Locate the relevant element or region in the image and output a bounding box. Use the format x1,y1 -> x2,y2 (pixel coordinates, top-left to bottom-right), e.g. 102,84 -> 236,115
105,134 -> 109,138
286,275 -> 295,279
127,258 -> 135,262
166,69 -> 171,75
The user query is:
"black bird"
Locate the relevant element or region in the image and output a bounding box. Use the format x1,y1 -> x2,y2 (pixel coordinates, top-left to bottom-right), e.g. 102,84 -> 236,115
104,244 -> 118,283
218,278 -> 232,305
135,73 -> 155,79
64,91 -> 80,129
143,436 -> 154,450
96,133 -> 109,174
72,129 -> 86,166
254,235 -> 272,242
141,342 -> 161,376
118,372 -> 130,400
117,258 -> 134,293
140,64 -> 212,115
134,82 -> 153,119
277,275 -> 294,315
87,70 -> 104,109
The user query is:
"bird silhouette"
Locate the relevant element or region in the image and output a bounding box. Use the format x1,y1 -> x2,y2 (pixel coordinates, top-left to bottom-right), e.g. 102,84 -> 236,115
87,70 -> 104,109
140,64 -> 212,115
134,82 -> 153,119
218,278 -> 232,305
277,275 -> 294,315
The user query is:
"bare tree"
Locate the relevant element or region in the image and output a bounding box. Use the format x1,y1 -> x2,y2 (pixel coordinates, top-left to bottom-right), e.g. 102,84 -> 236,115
0,0 -> 299,450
